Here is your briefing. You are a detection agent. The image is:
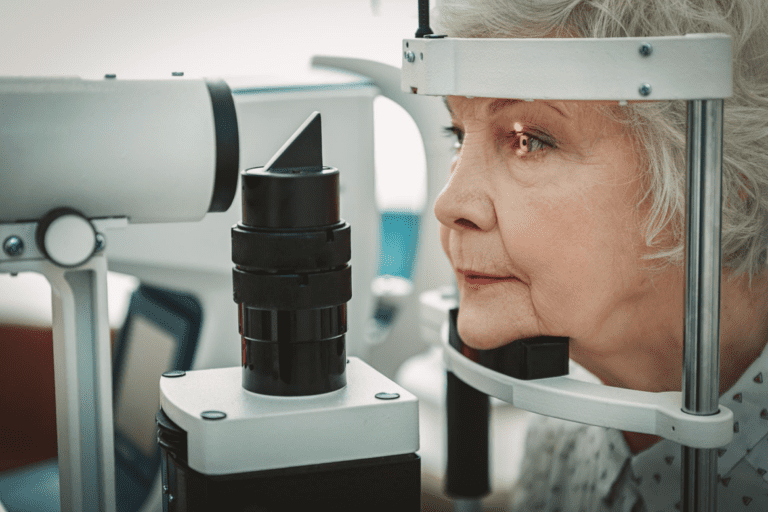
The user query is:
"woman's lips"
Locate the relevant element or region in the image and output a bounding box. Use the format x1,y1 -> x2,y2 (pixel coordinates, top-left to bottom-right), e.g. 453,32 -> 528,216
458,269 -> 519,286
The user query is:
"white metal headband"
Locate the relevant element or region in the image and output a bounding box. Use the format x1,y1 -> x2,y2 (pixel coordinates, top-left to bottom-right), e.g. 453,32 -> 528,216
401,34 -> 732,101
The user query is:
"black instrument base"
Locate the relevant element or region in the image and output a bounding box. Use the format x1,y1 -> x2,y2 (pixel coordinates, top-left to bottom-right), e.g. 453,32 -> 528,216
157,409 -> 420,512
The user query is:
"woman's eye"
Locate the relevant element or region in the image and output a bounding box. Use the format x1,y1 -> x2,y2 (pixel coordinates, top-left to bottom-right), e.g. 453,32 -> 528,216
443,123 -> 555,158
443,125 -> 464,150
513,131 -> 548,156
510,123 -> 555,158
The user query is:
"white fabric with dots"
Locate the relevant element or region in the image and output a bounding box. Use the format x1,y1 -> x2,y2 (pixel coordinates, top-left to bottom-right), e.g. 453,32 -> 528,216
509,348 -> 768,511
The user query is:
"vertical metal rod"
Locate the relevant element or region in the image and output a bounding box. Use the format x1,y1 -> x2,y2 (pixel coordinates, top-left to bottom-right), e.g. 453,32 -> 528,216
681,99 -> 724,512
49,257 -> 116,512
415,0 -> 433,38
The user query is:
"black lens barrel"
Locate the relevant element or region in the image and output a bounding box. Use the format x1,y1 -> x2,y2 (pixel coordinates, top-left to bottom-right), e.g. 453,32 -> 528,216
232,112 -> 351,396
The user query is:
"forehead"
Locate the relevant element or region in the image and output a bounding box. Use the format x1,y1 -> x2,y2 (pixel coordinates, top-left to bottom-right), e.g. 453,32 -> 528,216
444,95 -> 610,122
446,95 -> 565,115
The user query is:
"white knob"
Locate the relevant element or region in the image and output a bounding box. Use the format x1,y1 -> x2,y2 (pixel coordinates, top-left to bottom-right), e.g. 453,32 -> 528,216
38,209 -> 97,267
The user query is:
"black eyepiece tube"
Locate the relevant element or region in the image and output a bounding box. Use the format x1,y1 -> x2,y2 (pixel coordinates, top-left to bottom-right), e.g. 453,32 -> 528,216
233,112 -> 351,396
445,309 -> 490,499
415,0 -> 433,38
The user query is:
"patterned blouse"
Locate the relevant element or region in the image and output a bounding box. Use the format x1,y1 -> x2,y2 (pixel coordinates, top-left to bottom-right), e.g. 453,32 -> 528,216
509,347 -> 768,511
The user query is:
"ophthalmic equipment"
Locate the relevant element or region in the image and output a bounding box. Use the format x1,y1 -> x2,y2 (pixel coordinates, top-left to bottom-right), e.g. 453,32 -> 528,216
1,75 -> 422,511
1,69 -> 418,512
156,112 -> 420,511
0,76 -> 239,512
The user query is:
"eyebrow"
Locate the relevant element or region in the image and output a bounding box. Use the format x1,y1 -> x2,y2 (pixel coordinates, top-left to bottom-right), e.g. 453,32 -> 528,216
443,96 -> 568,119
489,98 -> 568,118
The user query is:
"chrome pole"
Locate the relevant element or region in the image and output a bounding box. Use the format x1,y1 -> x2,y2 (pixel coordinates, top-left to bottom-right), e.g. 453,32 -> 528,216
681,99 -> 724,512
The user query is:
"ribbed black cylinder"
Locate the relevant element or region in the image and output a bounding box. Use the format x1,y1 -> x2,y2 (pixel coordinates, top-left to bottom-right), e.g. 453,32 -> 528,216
232,264 -> 351,310
241,167 -> 339,228
232,222 -> 350,273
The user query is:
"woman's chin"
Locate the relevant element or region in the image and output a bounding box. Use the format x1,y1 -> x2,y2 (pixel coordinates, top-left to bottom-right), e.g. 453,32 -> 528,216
456,308 -> 539,350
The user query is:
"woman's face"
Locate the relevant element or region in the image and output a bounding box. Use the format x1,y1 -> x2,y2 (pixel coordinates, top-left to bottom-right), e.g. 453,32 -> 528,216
435,96 -> 682,376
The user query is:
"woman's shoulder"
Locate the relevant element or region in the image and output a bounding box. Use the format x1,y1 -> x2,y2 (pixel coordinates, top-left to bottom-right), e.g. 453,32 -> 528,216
512,414 -> 635,511
509,361 -> 636,511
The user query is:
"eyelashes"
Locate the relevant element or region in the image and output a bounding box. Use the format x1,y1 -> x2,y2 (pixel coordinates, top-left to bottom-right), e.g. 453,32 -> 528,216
443,124 -> 557,158
443,125 -> 464,149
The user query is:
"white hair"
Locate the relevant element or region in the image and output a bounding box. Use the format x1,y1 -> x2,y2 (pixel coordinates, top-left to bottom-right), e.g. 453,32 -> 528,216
437,0 -> 768,279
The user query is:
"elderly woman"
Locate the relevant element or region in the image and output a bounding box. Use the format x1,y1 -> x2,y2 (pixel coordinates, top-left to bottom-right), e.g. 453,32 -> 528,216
433,0 -> 768,510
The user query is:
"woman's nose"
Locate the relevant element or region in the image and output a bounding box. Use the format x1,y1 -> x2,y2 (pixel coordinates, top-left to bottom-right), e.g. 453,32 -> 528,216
433,134 -> 497,233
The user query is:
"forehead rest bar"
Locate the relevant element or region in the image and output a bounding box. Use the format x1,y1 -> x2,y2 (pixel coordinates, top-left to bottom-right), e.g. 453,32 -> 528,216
402,34 -> 732,101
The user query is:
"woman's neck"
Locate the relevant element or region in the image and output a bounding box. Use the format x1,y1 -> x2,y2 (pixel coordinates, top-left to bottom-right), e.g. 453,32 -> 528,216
586,270 -> 768,454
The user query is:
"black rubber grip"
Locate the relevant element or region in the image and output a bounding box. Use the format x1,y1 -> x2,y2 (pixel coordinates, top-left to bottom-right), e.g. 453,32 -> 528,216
231,222 -> 350,273
232,265 -> 351,310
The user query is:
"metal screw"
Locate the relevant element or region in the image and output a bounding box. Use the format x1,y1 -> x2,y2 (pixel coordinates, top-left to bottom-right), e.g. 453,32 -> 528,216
639,43 -> 653,57
162,370 -> 186,378
639,83 -> 652,97
167,495 -> 175,503
201,410 -> 227,420
172,71 -> 184,77
95,233 -> 106,253
162,485 -> 169,494
404,51 -> 416,63
375,392 -> 400,400
104,74 -> 117,79
3,236 -> 24,257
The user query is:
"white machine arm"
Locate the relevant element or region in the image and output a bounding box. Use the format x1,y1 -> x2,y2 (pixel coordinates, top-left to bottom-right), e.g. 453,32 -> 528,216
1,217 -> 126,512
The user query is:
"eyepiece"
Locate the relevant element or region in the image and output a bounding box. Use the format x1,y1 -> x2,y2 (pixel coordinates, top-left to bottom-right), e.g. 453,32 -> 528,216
232,112 -> 351,396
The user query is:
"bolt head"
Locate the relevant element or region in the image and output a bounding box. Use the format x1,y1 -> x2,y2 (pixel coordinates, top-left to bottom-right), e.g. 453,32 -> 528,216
375,392 -> 400,400
639,83 -> 652,97
639,43 -> 653,57
95,233 -> 106,253
404,51 -> 416,63
3,236 -> 24,257
201,410 -> 227,420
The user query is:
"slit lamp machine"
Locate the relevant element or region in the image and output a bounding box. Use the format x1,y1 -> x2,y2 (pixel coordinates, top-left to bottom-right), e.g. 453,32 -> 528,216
0,1 -> 734,511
